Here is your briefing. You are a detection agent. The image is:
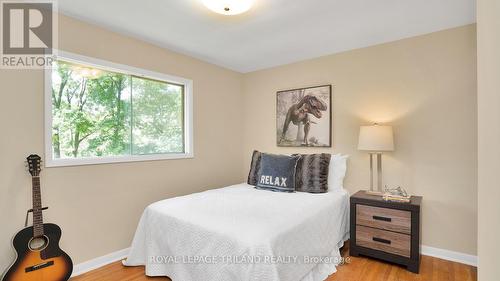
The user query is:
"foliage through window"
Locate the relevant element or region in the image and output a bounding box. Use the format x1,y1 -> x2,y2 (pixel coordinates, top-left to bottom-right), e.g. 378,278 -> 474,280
47,55 -> 192,166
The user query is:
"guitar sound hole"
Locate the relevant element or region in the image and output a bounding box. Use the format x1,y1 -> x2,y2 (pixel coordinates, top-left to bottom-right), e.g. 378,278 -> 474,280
29,236 -> 49,251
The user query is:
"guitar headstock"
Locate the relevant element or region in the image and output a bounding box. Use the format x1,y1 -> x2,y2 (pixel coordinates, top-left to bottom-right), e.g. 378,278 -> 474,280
26,154 -> 42,176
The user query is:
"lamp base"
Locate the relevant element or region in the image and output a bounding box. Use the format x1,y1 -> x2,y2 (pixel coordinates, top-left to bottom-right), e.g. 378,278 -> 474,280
366,153 -> 384,196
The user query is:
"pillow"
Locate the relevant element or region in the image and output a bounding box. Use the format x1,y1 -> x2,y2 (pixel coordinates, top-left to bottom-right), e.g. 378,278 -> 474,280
247,150 -> 262,186
256,153 -> 300,192
328,154 -> 348,191
294,153 -> 331,193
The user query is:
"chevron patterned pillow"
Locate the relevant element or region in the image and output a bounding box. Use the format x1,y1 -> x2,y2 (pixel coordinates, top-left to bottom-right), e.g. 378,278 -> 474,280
293,153 -> 331,193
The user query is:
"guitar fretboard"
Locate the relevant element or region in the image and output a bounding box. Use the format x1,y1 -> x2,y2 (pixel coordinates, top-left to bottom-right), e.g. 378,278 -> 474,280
32,176 -> 44,237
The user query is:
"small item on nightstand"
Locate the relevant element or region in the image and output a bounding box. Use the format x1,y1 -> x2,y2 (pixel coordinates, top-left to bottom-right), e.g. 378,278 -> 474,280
383,185 -> 411,203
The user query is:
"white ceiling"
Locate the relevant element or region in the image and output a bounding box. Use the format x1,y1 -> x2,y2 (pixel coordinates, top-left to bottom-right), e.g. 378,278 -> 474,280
59,0 -> 476,73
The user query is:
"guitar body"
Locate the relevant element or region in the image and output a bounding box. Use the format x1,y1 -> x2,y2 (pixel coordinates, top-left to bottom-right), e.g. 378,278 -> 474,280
2,223 -> 73,281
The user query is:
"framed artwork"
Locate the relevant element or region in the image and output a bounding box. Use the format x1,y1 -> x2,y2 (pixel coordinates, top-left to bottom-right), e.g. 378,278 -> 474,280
276,85 -> 332,147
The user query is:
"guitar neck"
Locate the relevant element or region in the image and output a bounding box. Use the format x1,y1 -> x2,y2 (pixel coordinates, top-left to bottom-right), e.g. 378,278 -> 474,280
32,176 -> 44,237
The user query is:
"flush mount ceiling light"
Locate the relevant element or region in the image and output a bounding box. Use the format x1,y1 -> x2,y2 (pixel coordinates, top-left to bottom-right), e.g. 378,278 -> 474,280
202,0 -> 254,15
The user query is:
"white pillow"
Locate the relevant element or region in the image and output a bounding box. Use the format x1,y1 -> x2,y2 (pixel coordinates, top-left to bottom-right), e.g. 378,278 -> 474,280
328,154 -> 348,191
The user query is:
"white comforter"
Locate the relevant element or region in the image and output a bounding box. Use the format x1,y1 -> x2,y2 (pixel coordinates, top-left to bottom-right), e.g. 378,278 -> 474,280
124,183 -> 350,281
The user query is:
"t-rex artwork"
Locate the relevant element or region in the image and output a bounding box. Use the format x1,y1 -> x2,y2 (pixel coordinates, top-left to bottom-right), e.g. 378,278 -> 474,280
279,94 -> 328,146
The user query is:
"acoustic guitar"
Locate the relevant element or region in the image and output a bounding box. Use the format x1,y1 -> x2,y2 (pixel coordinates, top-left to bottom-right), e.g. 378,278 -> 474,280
2,155 -> 73,281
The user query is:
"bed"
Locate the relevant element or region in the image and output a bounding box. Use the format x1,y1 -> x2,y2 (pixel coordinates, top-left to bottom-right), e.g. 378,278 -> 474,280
123,183 -> 350,281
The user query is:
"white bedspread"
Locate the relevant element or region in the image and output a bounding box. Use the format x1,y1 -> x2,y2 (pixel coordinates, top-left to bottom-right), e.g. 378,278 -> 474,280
124,183 -> 350,281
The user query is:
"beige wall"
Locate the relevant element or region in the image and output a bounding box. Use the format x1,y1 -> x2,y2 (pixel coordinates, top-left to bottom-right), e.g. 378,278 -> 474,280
477,0 -> 500,280
242,25 -> 477,255
0,15 -> 243,270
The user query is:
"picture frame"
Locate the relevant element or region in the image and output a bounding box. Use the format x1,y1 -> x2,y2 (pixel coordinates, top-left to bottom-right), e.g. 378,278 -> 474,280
276,85 -> 332,147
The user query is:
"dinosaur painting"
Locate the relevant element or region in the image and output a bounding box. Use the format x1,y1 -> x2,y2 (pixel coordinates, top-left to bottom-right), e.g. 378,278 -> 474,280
277,85 -> 332,147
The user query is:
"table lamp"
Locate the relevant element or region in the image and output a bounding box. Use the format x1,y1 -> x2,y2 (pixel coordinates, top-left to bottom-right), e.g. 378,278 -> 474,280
358,123 -> 394,194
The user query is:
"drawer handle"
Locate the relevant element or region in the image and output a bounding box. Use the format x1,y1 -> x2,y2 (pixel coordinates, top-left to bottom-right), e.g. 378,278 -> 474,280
372,237 -> 392,244
373,215 -> 392,222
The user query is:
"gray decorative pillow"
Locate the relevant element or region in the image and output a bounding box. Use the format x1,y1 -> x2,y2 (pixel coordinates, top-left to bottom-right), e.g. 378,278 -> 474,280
294,153 -> 331,193
256,153 -> 300,192
247,150 -> 262,186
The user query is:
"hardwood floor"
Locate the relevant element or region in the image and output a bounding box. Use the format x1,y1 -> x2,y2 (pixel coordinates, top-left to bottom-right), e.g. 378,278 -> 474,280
71,248 -> 477,281
328,255 -> 476,281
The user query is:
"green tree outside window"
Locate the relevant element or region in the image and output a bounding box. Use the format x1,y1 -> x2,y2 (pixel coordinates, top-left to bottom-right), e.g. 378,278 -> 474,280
51,60 -> 184,159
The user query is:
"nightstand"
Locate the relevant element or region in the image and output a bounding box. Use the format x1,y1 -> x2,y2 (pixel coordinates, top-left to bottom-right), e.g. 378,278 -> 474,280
349,190 -> 422,273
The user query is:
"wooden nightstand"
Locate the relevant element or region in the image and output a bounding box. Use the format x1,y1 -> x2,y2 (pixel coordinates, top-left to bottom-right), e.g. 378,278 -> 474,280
349,190 -> 422,273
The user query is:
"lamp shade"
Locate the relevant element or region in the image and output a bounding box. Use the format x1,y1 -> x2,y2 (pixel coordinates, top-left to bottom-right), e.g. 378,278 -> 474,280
358,124 -> 394,152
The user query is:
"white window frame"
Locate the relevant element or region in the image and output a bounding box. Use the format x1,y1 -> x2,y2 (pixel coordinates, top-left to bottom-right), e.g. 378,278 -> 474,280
44,50 -> 194,167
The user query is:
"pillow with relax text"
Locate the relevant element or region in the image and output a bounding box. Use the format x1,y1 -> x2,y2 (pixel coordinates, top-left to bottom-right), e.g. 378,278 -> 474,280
255,153 -> 300,192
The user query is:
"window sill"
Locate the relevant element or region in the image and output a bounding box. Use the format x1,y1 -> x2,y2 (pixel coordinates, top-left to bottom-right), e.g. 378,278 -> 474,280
45,152 -> 194,168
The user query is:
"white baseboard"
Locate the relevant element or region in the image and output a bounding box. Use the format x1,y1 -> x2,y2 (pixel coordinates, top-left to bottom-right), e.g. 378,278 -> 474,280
71,248 -> 130,277
71,245 -> 477,277
421,245 -> 477,267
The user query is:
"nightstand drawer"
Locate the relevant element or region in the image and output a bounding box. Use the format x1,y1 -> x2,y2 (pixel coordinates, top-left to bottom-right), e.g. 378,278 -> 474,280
356,204 -> 411,234
356,225 -> 411,258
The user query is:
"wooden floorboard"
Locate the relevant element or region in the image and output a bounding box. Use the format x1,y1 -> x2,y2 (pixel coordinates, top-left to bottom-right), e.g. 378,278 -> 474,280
71,246 -> 477,281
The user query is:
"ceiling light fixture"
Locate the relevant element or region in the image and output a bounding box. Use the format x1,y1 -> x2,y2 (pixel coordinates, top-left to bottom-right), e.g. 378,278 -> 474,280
202,0 -> 254,15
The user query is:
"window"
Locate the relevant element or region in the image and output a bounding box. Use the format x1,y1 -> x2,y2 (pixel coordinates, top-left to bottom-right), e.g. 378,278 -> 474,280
45,51 -> 193,167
